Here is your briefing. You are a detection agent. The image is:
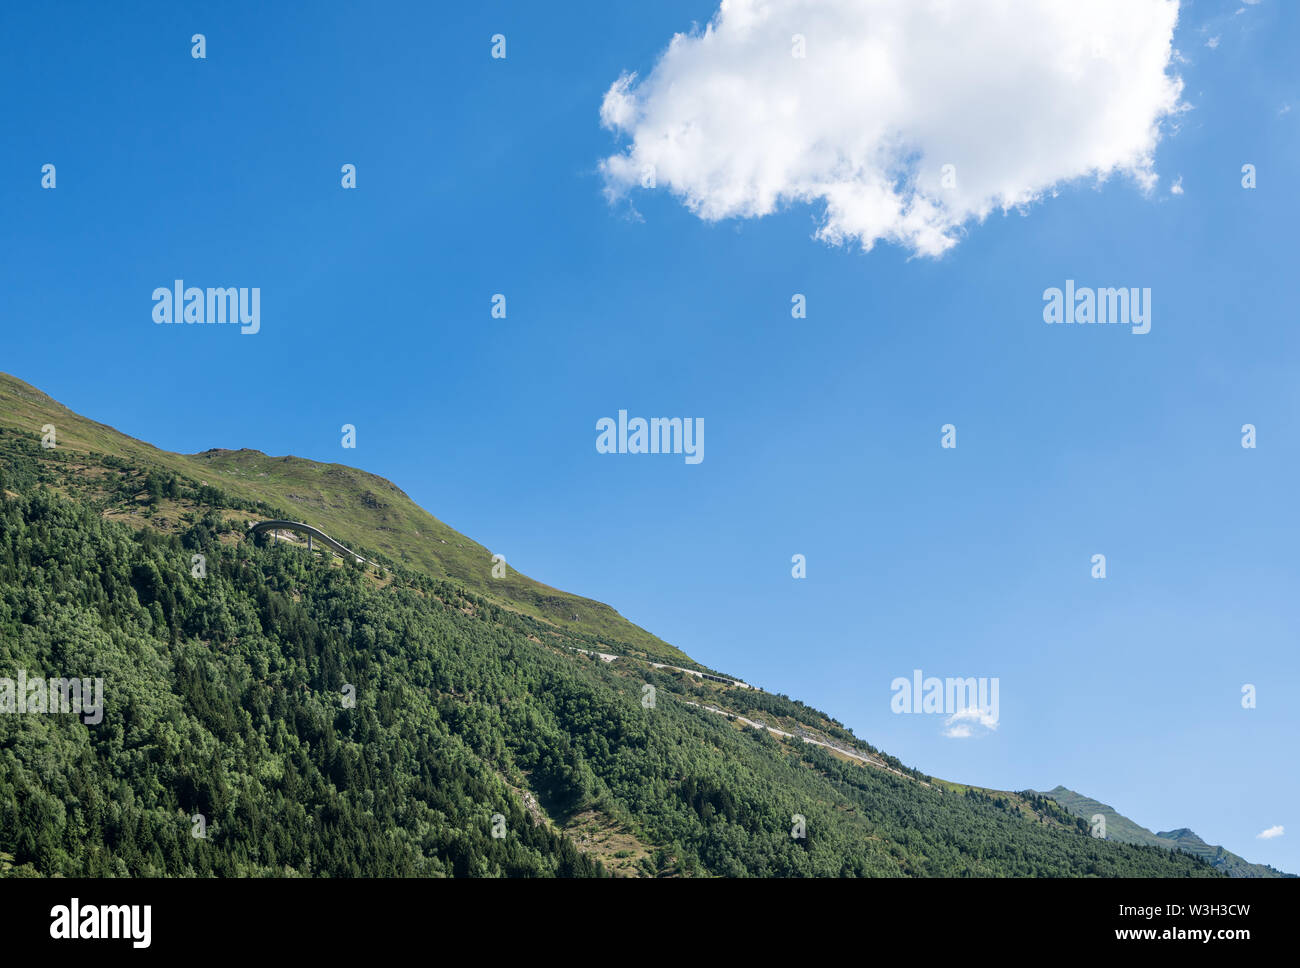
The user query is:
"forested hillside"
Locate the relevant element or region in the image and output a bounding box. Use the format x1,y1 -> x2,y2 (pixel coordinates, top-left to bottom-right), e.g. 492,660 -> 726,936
0,413 -> 1224,877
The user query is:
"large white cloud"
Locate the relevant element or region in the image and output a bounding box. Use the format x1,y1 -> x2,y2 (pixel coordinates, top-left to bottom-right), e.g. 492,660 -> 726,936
599,0 -> 1185,256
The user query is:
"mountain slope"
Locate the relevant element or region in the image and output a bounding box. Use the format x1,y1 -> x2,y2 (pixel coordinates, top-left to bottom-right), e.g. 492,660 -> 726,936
1036,786 -> 1290,878
0,374 -> 1227,877
0,372 -> 687,665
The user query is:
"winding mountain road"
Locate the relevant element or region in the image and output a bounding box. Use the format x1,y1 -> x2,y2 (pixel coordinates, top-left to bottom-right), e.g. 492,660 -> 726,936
567,646 -> 909,779
248,520 -> 367,563
683,701 -> 928,784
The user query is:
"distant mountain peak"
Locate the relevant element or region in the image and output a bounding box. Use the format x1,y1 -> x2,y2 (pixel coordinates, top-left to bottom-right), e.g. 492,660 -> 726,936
1037,786 -> 1290,878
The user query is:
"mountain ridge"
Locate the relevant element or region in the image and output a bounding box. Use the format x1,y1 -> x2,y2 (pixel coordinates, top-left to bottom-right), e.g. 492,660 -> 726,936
0,371 -> 1242,877
0,371 -> 690,666
1035,785 -> 1290,878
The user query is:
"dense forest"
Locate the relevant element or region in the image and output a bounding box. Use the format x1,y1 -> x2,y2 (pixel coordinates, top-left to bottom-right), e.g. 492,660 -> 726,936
0,444 -> 1222,877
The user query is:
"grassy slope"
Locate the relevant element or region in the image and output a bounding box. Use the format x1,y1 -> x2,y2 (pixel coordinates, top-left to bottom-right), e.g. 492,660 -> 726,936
1037,785 -> 1288,877
0,372 -> 687,664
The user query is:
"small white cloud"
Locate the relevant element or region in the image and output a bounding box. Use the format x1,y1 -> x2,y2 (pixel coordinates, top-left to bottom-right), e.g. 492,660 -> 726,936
942,705 -> 998,738
1257,825 -> 1284,840
1170,176 -> 1184,195
599,0 -> 1184,257
1205,35 -> 1221,49
1280,103 -> 1293,116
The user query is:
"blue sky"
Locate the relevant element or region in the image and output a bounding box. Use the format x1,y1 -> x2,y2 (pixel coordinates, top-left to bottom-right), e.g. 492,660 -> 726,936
2,0 -> 1297,871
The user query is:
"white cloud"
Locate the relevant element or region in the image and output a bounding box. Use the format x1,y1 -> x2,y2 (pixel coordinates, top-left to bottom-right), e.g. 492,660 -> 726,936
1205,35 -> 1221,48
1257,825 -> 1284,840
942,705 -> 998,738
599,0 -> 1185,257
1170,175 -> 1184,194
